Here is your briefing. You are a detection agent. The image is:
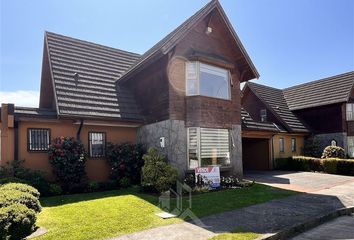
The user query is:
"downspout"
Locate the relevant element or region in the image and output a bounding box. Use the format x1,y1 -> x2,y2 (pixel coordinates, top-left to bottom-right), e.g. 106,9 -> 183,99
76,119 -> 84,141
14,120 -> 19,160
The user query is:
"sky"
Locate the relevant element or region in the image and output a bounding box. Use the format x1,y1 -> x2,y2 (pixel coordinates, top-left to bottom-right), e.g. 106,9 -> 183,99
0,0 -> 353,107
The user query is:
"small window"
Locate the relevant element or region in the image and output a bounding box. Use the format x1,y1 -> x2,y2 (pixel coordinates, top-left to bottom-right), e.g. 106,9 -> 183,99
279,138 -> 285,153
186,62 -> 230,100
346,103 -> 354,121
89,132 -> 106,157
331,140 -> 337,146
28,128 -> 50,151
348,137 -> 354,158
260,109 -> 267,122
291,138 -> 296,152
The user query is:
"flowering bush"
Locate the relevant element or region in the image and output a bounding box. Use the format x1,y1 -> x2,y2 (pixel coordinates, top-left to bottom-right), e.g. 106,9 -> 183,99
220,176 -> 240,188
106,143 -> 145,185
48,137 -> 87,193
322,146 -> 345,159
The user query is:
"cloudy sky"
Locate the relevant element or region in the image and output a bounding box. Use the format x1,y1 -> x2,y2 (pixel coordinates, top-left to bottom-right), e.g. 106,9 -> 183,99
1,0 -> 353,107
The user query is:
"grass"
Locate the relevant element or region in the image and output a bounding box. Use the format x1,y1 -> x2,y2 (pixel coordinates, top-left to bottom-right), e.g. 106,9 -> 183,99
36,184 -> 297,240
209,227 -> 260,240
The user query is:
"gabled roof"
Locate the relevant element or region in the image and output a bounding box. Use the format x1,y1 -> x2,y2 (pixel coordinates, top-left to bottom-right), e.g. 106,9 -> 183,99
116,0 -> 259,84
245,82 -> 309,133
241,108 -> 283,132
44,32 -> 143,121
283,71 -> 354,110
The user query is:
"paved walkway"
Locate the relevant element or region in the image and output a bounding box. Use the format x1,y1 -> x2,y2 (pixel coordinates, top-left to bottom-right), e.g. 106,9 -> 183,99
290,215 -> 354,240
110,171 -> 354,240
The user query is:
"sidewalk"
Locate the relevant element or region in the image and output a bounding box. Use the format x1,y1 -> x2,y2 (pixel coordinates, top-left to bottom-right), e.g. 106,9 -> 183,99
110,180 -> 354,240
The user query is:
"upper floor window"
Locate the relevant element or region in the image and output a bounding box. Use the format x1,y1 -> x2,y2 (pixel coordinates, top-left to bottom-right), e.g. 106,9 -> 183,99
346,103 -> 354,121
279,138 -> 285,153
260,109 -> 267,122
186,62 -> 230,100
28,128 -> 50,151
89,132 -> 106,157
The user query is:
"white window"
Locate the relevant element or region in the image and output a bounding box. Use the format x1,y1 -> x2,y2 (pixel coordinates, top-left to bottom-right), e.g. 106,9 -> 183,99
348,137 -> 354,158
89,132 -> 106,157
260,109 -> 267,122
186,62 -> 230,100
28,128 -> 50,151
188,127 -> 230,169
331,140 -> 337,146
279,138 -> 285,153
346,103 -> 354,121
291,138 -> 296,152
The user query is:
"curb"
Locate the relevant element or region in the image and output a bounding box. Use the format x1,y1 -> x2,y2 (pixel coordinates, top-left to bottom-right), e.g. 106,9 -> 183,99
257,206 -> 354,240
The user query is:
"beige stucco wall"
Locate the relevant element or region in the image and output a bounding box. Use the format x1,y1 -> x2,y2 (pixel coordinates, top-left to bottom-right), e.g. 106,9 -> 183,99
273,134 -> 305,159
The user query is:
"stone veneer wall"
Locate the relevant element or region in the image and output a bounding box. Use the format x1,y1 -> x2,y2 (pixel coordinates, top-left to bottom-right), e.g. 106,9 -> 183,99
138,120 -> 244,177
313,132 -> 347,153
137,120 -> 187,176
230,124 -> 243,177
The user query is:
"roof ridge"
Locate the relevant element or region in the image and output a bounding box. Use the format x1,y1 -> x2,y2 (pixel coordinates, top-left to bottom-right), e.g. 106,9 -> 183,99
45,31 -> 141,58
247,81 -> 282,91
284,71 -> 354,91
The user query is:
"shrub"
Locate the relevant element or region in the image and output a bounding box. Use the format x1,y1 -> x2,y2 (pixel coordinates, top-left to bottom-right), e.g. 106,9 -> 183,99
0,183 -> 40,198
322,159 -> 338,174
184,173 -> 196,188
0,203 -> 37,240
322,146 -> 345,159
220,176 -> 239,188
49,183 -> 63,196
49,136 -> 87,193
0,177 -> 27,185
119,177 -> 131,188
0,189 -> 41,213
141,147 -> 178,192
98,180 -> 118,191
303,137 -> 322,157
106,143 -> 145,184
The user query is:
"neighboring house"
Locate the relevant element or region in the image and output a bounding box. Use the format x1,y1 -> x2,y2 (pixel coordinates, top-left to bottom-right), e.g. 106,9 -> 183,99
0,0 -> 259,180
241,71 -> 354,170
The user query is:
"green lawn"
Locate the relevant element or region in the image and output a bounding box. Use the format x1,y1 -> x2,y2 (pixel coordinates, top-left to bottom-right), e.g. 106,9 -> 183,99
209,228 -> 260,240
36,184 -> 296,240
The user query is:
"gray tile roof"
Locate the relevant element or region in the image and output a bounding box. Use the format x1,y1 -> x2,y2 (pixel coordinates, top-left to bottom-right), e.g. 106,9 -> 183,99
14,107 -> 57,119
283,71 -> 354,110
246,82 -> 309,133
45,32 -> 143,121
241,108 -> 282,132
117,0 -> 259,83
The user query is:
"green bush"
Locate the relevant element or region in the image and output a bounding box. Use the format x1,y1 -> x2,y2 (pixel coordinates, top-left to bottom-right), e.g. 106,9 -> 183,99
322,146 -> 345,159
303,137 -> 322,157
141,147 -> 178,193
48,136 -> 87,193
0,203 -> 37,240
98,180 -> 118,191
0,183 -> 40,198
322,159 -> 337,174
49,183 -> 63,195
336,159 -> 354,176
119,177 -> 131,188
0,189 -> 41,213
0,177 -> 27,185
106,143 -> 145,184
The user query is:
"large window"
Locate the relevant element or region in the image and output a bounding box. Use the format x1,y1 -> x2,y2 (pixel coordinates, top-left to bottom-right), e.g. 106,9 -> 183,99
28,128 -> 50,151
346,104 -> 354,121
279,138 -> 285,153
188,127 -> 230,169
291,138 -> 296,152
348,137 -> 354,158
89,132 -> 106,157
186,62 -> 230,100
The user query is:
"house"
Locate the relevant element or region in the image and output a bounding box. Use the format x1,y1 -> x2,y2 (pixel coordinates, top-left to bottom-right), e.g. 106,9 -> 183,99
0,0 -> 259,180
241,71 -> 354,170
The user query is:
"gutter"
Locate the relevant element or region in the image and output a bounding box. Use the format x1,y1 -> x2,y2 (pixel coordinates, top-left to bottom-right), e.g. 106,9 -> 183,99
76,119 -> 84,141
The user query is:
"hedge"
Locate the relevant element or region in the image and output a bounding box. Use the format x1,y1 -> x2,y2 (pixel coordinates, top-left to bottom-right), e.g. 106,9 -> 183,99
0,189 -> 42,213
275,156 -> 354,176
0,183 -> 40,198
0,203 -> 37,240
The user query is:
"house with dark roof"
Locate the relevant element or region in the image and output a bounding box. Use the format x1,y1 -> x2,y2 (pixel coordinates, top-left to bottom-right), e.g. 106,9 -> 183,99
241,71 -> 354,170
0,0 -> 258,180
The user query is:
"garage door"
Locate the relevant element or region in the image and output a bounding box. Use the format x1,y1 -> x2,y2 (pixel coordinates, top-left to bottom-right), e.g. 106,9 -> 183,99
242,138 -> 270,170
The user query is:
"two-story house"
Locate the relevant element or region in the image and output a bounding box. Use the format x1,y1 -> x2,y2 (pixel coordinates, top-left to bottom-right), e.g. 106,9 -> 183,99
0,0 -> 259,180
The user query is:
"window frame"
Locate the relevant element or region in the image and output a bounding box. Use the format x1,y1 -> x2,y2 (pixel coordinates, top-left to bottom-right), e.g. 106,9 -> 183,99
260,109 -> 267,122
185,61 -> 231,100
279,138 -> 285,153
346,103 -> 354,121
27,128 -> 51,152
88,132 -> 106,158
291,138 -> 296,152
187,127 -> 231,169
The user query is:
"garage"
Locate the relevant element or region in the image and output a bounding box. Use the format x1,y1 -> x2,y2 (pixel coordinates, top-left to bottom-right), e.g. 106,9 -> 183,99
242,137 -> 270,170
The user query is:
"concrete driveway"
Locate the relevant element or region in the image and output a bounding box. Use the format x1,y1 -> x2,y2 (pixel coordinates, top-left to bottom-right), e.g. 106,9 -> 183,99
244,170 -> 354,193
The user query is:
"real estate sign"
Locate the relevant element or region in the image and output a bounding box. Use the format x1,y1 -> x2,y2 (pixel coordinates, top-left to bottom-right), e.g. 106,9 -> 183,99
195,166 -> 220,189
